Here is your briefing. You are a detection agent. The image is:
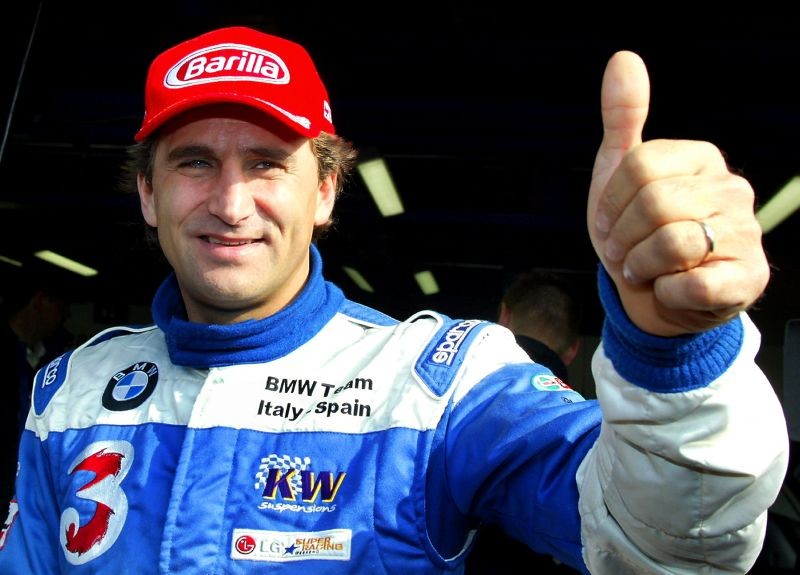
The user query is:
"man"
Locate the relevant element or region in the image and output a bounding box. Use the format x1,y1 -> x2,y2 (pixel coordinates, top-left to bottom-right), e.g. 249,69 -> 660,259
0,264 -> 74,507
0,26 -> 788,574
497,269 -> 582,383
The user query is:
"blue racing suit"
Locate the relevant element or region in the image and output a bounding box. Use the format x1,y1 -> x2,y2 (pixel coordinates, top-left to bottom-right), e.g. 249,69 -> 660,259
0,245 -> 789,574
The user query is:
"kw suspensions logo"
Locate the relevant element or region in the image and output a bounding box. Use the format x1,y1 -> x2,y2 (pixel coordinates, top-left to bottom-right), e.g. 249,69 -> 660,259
254,454 -> 344,513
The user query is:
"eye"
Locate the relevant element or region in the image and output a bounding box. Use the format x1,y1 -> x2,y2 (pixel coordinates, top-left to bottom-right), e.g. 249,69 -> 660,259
179,158 -> 212,169
253,159 -> 278,171
173,158 -> 214,177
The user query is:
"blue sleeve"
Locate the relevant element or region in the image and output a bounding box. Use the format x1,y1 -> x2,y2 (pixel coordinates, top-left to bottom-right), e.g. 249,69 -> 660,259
427,361 -> 600,574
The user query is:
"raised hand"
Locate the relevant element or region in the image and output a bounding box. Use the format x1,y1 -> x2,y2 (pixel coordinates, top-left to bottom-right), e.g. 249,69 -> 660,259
586,51 -> 770,337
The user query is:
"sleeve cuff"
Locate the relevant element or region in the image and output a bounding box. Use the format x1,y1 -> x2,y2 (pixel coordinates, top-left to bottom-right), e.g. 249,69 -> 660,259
597,264 -> 744,393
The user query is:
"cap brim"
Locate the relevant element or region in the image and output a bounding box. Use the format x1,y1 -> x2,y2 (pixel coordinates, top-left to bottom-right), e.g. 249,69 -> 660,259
134,92 -> 317,142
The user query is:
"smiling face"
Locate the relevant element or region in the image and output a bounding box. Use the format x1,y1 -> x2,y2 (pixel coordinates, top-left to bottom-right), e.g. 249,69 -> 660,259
137,105 -> 336,324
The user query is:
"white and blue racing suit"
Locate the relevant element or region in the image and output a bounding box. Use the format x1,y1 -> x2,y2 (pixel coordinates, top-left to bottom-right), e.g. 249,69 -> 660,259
0,245 -> 789,574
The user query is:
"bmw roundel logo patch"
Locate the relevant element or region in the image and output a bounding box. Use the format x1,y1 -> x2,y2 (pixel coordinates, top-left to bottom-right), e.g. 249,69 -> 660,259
102,362 -> 159,411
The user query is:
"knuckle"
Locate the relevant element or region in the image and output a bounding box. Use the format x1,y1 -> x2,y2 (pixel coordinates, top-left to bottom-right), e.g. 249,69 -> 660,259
653,225 -> 692,263
638,183 -> 671,224
699,140 -> 723,159
727,173 -> 756,203
685,274 -> 718,308
620,147 -> 654,183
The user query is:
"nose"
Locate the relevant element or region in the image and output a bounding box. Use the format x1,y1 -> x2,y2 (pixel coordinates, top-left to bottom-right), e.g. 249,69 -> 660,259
207,168 -> 256,225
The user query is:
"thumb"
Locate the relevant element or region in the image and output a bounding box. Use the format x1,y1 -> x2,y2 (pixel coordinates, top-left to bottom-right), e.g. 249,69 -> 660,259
588,51 -> 650,240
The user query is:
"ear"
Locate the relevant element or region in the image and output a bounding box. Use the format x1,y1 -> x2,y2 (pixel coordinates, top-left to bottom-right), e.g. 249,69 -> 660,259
497,302 -> 512,328
138,173 -> 158,227
562,338 -> 580,366
314,172 -> 337,226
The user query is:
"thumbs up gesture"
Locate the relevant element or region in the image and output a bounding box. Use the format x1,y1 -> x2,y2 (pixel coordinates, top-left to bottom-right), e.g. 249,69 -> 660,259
587,51 -> 770,337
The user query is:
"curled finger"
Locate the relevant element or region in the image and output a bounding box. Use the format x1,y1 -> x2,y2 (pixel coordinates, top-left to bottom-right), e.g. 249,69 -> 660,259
622,219 -> 719,284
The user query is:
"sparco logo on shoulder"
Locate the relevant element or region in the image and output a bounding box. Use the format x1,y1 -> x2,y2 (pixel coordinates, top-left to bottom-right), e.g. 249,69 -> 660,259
165,43 -> 290,88
430,320 -> 481,366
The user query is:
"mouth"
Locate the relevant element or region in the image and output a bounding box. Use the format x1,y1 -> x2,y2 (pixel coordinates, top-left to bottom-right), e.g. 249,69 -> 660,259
203,236 -> 258,246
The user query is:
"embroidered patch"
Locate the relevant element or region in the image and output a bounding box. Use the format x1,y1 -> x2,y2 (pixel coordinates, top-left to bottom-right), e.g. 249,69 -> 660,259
230,528 -> 351,562
102,362 -> 159,411
530,373 -> 572,392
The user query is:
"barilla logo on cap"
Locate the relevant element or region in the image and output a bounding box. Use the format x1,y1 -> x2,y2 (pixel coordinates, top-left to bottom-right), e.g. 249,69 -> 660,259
165,43 -> 290,88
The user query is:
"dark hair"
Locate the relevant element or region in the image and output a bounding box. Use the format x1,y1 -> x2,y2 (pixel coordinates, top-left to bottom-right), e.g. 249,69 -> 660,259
501,270 -> 582,357
0,260 -> 76,317
118,130 -> 358,246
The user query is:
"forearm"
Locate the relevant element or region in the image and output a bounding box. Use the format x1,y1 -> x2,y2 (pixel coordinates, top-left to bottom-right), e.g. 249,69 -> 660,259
577,273 -> 789,573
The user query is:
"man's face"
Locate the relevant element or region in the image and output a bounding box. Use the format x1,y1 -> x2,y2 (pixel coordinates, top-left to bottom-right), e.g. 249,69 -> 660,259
137,106 -> 336,324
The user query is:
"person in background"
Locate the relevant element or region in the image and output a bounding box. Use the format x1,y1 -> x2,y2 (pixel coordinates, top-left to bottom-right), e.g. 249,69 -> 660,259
0,262 -> 75,506
0,26 -> 789,574
497,269 -> 582,383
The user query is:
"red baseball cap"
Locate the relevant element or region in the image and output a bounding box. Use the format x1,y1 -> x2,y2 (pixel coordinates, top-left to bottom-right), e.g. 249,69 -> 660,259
134,26 -> 335,142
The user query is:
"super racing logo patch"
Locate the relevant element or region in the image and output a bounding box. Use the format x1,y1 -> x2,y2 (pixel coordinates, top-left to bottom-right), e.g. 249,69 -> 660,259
102,362 -> 158,411
230,527 -> 351,562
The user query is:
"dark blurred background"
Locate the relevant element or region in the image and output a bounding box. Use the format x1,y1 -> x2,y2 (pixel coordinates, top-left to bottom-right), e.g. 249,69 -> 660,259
1,3 -> 799,357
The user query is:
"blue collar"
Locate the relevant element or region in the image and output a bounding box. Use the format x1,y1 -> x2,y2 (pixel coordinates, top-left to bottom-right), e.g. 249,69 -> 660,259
151,244 -> 344,368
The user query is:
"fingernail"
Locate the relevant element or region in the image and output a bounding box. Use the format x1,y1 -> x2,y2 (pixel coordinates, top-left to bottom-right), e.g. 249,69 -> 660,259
605,240 -> 624,262
622,264 -> 639,284
596,211 -> 611,234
